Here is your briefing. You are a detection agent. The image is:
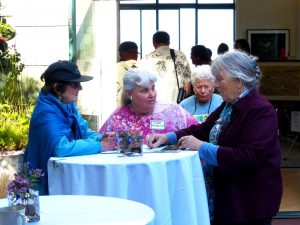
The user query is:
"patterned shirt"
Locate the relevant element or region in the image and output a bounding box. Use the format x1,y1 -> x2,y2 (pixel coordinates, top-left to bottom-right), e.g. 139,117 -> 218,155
142,46 -> 191,103
99,101 -> 198,142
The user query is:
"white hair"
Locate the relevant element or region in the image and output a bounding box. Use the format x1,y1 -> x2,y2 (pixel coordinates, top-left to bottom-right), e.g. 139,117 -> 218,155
211,50 -> 260,88
191,65 -> 215,86
123,68 -> 157,92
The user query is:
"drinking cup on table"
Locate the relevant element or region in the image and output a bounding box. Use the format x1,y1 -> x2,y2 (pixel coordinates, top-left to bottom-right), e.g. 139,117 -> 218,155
0,205 -> 26,225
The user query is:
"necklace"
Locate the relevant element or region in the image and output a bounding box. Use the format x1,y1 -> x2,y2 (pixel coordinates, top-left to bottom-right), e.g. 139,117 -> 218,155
192,95 -> 213,115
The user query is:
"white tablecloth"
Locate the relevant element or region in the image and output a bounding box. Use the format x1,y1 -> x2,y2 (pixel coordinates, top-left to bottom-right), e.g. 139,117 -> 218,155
48,151 -> 210,225
0,195 -> 155,225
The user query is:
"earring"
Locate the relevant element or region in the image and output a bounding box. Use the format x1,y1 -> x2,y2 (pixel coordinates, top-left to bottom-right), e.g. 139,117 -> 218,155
58,95 -> 62,101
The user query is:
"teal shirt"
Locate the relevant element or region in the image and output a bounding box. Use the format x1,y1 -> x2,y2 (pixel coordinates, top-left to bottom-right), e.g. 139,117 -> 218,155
180,94 -> 223,123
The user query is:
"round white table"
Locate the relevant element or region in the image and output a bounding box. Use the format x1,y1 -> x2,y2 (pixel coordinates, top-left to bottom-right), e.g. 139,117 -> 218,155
48,150 -> 210,225
0,195 -> 155,225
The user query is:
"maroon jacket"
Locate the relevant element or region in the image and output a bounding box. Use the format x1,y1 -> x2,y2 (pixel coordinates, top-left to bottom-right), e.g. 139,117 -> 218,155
175,89 -> 282,224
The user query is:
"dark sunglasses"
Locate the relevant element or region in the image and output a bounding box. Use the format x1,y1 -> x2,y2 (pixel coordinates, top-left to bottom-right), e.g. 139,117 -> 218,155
68,82 -> 81,89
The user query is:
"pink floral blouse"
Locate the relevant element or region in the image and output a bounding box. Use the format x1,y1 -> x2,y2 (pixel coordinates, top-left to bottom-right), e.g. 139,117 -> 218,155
99,102 -> 198,143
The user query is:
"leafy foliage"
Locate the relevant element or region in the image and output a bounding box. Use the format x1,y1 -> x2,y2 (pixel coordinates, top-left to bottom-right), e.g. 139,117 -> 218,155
0,21 -> 16,40
0,103 -> 33,151
0,23 -> 39,151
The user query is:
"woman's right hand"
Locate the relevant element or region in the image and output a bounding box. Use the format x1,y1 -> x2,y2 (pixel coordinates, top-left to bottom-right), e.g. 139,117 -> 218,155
146,134 -> 168,148
101,132 -> 116,151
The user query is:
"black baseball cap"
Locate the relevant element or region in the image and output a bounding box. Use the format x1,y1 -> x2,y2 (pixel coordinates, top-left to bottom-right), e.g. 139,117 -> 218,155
42,60 -> 93,83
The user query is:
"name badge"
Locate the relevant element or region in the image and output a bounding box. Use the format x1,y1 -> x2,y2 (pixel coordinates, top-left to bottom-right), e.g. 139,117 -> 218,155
150,120 -> 165,130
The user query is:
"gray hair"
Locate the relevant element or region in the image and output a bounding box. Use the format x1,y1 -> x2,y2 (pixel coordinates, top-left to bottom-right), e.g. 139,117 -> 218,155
123,68 -> 157,92
191,65 -> 215,86
211,50 -> 260,89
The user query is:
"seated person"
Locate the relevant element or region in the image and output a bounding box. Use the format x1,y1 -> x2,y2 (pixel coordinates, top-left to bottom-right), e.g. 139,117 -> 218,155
99,68 -> 198,142
24,60 -> 116,195
180,65 -> 223,123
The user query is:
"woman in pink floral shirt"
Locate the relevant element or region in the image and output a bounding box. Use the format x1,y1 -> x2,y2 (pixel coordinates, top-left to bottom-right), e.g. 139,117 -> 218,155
99,68 -> 198,142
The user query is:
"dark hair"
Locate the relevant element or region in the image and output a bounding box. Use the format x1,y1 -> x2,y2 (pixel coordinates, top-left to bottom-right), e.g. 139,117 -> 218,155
191,45 -> 209,61
234,39 -> 251,54
40,81 -> 68,96
118,41 -> 138,52
152,31 -> 170,45
206,48 -> 212,59
217,43 -> 229,55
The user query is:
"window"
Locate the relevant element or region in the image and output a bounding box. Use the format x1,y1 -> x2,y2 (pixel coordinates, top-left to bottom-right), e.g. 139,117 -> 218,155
119,1 -> 235,60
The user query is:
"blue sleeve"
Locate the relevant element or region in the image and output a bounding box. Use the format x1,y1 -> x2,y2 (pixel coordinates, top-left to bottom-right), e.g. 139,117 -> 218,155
166,132 -> 177,145
53,112 -> 103,157
53,136 -> 102,157
198,142 -> 219,166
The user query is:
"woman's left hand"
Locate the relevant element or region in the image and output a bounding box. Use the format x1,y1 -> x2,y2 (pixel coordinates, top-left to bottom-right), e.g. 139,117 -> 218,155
177,135 -> 202,151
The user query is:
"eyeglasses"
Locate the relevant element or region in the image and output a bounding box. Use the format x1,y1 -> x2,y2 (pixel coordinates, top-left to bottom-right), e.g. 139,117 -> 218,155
68,82 -> 81,89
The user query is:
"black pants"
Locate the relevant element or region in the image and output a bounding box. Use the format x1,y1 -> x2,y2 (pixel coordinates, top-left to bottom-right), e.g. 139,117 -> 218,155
213,218 -> 272,225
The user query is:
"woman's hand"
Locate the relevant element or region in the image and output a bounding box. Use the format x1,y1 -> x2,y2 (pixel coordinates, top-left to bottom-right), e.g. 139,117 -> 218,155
146,134 -> 168,148
101,132 -> 116,151
177,135 -> 202,151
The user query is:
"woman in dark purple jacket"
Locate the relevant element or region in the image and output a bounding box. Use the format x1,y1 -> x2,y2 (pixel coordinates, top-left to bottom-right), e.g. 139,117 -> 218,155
147,51 -> 282,225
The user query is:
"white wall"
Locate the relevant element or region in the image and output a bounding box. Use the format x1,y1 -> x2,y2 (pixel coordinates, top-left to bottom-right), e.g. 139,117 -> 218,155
236,0 -> 298,59
3,0 -> 69,77
3,0 -> 118,128
93,0 -> 117,127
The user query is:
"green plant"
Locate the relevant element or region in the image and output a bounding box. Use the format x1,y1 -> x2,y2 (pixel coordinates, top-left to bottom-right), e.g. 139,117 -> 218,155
0,103 -> 33,151
0,31 -> 38,152
0,20 -> 16,41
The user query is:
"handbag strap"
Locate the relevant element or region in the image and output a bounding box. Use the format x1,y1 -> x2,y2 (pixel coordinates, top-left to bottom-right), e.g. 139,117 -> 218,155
170,49 -> 180,90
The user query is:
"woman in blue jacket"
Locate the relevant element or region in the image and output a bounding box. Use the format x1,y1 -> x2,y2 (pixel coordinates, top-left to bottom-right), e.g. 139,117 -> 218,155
147,51 -> 282,225
24,60 -> 115,195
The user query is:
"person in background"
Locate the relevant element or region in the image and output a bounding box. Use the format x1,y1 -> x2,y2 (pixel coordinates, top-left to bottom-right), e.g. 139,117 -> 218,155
206,47 -> 212,64
190,45 -> 211,66
116,41 -> 139,107
217,43 -> 229,55
143,31 -> 192,103
180,65 -> 223,123
99,68 -> 198,141
24,60 -> 116,195
147,51 -> 282,225
234,38 -> 251,54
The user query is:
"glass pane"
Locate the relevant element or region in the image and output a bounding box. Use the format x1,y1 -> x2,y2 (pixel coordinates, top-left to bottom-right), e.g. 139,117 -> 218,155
120,0 -> 155,4
180,9 -> 195,65
197,9 -> 233,60
120,10 -> 141,58
198,0 -> 233,3
159,10 -> 179,50
141,10 -> 156,58
159,0 -> 196,3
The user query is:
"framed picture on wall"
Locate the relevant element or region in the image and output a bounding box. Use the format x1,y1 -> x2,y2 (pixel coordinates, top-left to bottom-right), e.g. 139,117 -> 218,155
247,29 -> 289,61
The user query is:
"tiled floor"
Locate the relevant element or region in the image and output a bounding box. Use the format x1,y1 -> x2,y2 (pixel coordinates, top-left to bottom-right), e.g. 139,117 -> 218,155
280,134 -> 300,167
279,134 -> 300,213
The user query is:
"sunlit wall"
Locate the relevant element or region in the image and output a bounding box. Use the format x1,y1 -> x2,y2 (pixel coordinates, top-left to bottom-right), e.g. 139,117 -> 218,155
3,0 -> 69,79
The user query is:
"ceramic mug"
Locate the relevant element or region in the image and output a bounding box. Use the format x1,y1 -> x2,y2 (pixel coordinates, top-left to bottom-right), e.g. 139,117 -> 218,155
0,205 -> 26,225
